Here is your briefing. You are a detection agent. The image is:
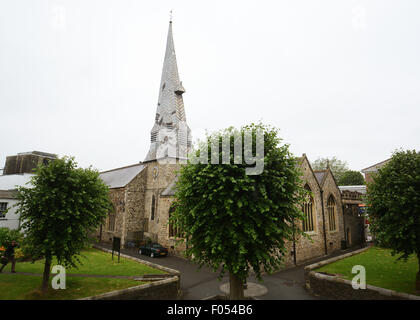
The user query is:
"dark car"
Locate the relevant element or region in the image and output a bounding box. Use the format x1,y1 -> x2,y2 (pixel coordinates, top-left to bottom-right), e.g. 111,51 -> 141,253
139,243 -> 168,258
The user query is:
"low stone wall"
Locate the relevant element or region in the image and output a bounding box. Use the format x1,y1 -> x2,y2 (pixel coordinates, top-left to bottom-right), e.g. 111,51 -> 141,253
80,277 -> 179,300
84,245 -> 181,300
304,247 -> 420,300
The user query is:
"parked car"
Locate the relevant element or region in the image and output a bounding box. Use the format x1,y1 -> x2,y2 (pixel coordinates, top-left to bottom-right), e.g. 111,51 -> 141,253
139,243 -> 168,258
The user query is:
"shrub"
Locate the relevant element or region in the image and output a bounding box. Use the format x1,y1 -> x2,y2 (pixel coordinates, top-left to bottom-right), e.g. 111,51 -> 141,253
0,228 -> 24,247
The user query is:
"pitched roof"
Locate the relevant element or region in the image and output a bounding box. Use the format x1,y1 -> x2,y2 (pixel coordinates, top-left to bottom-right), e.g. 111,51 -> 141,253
0,173 -> 34,191
313,170 -> 327,186
16,151 -> 57,158
361,159 -> 390,173
99,164 -> 145,189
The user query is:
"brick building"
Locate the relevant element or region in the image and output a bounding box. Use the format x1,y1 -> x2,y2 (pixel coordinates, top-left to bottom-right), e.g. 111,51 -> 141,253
361,159 -> 390,184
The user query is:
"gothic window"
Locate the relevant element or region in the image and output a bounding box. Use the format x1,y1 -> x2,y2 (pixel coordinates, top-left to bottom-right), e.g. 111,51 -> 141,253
151,195 -> 156,220
0,202 -> 7,218
108,212 -> 116,231
327,195 -> 337,231
168,206 -> 178,237
302,185 -> 315,232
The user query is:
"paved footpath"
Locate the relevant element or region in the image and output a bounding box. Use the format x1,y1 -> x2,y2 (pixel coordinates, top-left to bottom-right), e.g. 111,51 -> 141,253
96,243 -> 362,300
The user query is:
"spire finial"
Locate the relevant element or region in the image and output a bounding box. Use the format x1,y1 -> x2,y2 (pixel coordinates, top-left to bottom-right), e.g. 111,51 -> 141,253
169,10 -> 173,23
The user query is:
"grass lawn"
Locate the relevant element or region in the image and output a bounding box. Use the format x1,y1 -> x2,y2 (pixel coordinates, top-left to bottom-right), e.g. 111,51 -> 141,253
0,274 -> 144,300
316,246 -> 419,296
0,247 -> 167,300
9,247 -> 167,276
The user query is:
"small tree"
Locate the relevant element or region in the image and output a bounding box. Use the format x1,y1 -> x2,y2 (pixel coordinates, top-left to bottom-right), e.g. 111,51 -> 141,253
366,150 -> 420,293
16,157 -> 110,293
311,157 -> 349,181
170,124 -> 308,299
338,170 -> 365,186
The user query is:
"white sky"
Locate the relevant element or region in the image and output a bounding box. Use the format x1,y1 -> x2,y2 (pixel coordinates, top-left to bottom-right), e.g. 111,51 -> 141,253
1,0 -> 419,172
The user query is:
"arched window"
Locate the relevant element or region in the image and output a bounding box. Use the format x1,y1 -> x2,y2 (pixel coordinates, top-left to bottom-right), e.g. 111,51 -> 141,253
168,206 -> 178,237
302,185 -> 315,232
107,212 -> 116,231
327,195 -> 336,231
151,195 -> 156,220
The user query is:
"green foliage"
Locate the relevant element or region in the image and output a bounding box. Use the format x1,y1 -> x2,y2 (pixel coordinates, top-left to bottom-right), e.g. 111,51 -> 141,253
311,157 -> 349,181
0,227 -> 24,247
15,157 -> 111,270
0,228 -> 35,261
366,149 -> 420,261
170,123 -> 308,282
338,170 -> 365,186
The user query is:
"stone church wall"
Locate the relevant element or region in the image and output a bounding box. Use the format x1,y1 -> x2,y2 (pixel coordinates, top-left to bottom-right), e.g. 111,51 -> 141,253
283,158 -> 345,267
143,160 -> 180,243
124,169 -> 148,244
293,157 -> 327,265
157,195 -> 187,257
97,187 -> 126,244
321,172 -> 345,254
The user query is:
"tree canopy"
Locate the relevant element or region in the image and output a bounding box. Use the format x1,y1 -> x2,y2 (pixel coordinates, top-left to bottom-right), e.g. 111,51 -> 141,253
311,157 -> 349,181
170,123 -> 308,299
366,149 -> 420,293
16,157 -> 111,292
338,170 -> 365,186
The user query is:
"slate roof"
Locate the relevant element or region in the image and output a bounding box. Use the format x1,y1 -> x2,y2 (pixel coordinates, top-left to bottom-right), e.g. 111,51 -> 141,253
313,170 -> 327,185
99,164 -> 145,189
0,173 -> 34,191
145,21 -> 191,162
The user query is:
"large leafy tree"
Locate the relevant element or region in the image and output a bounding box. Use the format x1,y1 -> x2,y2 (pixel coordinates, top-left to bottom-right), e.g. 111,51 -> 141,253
311,157 -> 349,181
16,157 -> 111,293
338,170 -> 365,186
366,150 -> 420,293
170,123 -> 308,299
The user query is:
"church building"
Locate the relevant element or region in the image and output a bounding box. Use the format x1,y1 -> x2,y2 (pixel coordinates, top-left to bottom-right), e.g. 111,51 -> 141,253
96,19 -> 189,254
96,20 -> 359,265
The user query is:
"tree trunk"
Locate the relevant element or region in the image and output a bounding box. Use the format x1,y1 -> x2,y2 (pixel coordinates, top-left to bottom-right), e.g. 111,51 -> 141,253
229,272 -> 244,300
41,257 -> 51,294
416,252 -> 420,293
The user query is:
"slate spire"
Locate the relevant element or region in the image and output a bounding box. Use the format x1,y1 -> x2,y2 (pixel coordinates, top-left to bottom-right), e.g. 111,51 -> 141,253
144,19 -> 192,162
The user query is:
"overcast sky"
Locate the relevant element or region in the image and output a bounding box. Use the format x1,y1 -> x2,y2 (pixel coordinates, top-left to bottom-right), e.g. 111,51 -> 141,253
1,0 -> 419,173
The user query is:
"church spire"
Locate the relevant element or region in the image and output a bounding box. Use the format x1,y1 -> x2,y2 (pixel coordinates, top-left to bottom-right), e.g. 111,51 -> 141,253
144,19 -> 192,162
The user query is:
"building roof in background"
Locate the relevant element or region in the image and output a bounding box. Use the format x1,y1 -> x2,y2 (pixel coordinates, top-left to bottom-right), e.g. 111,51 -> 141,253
339,185 -> 366,194
0,190 -> 16,199
0,173 -> 34,191
99,163 -> 145,189
361,159 -> 390,173
16,151 -> 57,158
